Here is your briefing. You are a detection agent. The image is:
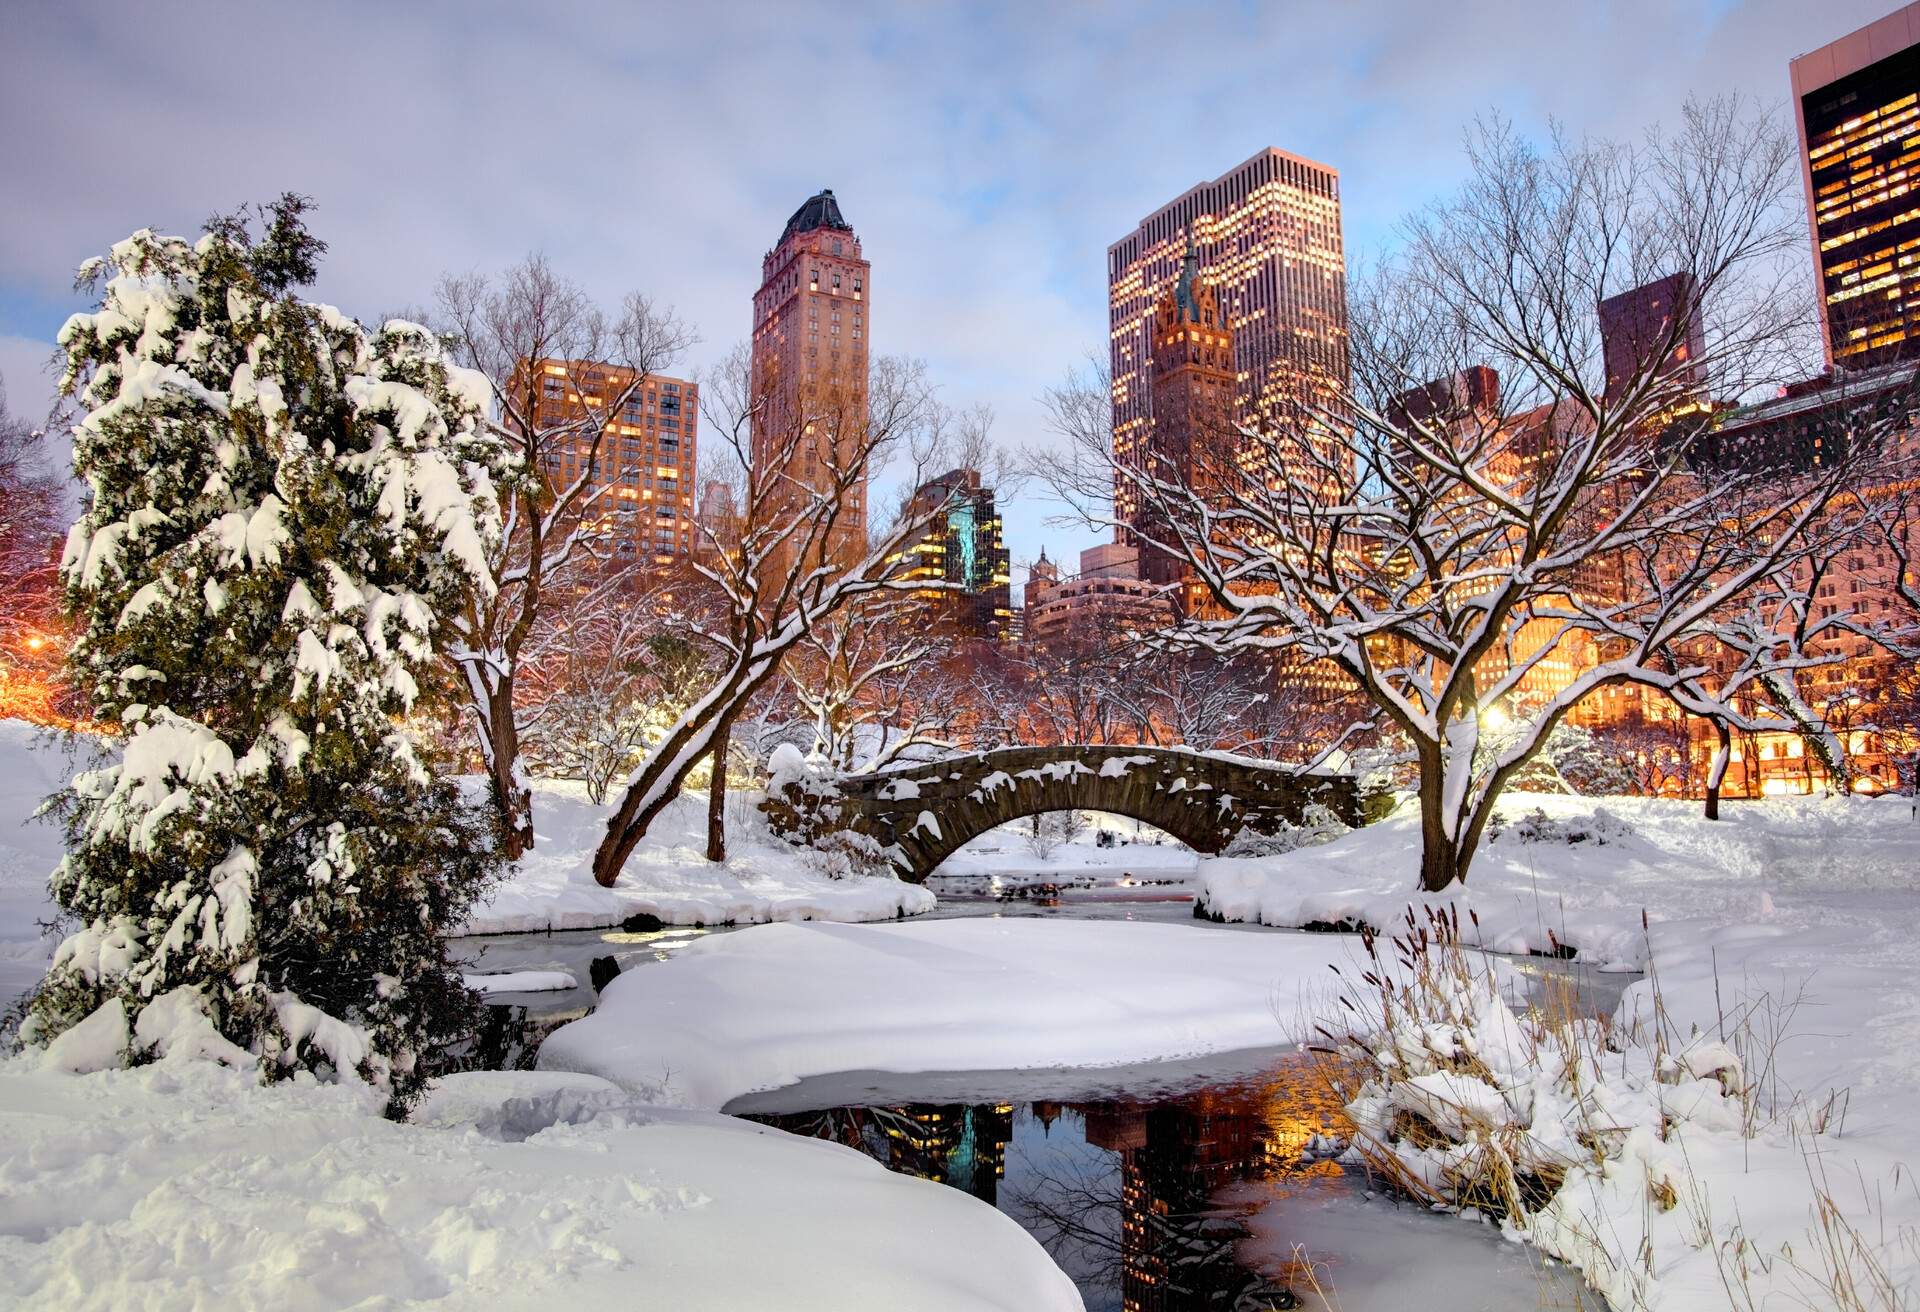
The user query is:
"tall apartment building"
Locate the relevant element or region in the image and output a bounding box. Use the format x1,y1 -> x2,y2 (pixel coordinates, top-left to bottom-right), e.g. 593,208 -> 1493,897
530,359 -> 697,569
750,189 -> 871,564
901,468 -> 1012,642
1792,2 -> 1920,369
1107,147 -> 1348,540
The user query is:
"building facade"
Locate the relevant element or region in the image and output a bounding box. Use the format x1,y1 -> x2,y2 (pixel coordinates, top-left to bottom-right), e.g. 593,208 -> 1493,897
531,359 -> 697,569
1107,147 -> 1348,542
1132,237 -> 1241,591
1023,545 -> 1177,650
1598,272 -> 1707,404
901,468 -> 1013,642
750,189 -> 872,563
1792,2 -> 1920,369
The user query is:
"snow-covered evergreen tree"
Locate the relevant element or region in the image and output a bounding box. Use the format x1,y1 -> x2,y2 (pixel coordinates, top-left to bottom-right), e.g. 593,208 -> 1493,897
21,198 -> 507,1116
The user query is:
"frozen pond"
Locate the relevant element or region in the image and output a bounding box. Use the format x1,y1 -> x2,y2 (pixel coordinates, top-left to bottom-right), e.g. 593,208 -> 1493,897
449,873 -> 1622,1307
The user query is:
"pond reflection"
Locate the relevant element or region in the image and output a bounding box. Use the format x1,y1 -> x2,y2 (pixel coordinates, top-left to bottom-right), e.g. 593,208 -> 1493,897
749,1062 -> 1353,1311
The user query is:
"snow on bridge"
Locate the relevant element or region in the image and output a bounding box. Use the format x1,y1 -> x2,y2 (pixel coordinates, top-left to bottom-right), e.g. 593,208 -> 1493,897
763,745 -> 1368,882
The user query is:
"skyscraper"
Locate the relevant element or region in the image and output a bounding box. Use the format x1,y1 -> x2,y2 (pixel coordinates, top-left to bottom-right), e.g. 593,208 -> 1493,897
902,468 -> 1012,641
1791,3 -> 1920,369
750,189 -> 872,563
1107,147 -> 1348,540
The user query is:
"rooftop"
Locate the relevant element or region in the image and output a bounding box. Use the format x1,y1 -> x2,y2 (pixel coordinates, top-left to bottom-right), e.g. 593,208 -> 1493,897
779,189 -> 854,246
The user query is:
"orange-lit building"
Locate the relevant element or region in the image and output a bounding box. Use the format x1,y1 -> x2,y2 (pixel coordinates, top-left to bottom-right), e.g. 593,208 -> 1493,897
530,359 -> 698,570
750,189 -> 871,566
1023,545 -> 1176,651
1108,148 -> 1348,542
1129,235 -> 1241,594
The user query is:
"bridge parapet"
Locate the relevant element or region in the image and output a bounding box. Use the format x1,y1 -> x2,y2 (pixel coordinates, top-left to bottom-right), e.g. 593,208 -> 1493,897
763,744 -> 1370,883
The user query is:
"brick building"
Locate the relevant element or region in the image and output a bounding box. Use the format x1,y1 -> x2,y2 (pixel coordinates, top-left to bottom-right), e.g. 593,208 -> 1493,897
530,358 -> 697,570
750,189 -> 871,567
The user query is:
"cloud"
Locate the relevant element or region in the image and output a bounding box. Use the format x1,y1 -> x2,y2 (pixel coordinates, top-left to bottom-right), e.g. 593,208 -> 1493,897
0,0 -> 1889,581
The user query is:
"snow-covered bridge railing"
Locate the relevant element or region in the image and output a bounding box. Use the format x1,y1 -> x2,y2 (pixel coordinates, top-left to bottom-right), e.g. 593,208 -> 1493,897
762,745 -> 1370,882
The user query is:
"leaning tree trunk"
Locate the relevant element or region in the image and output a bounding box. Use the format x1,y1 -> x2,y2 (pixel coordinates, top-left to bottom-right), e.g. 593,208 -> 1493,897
706,714 -> 736,863
1704,720 -> 1731,821
486,684 -> 535,860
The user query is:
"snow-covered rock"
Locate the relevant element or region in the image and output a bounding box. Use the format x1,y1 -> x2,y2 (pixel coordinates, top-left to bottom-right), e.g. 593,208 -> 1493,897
462,969 -> 578,995
538,918 -> 1360,1109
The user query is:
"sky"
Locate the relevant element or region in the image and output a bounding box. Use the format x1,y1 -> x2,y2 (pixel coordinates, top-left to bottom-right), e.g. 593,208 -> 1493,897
0,0 -> 1894,589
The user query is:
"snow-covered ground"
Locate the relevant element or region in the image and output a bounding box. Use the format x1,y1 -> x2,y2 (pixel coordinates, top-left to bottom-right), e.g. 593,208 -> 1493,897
8,708 -> 1919,1310
0,721 -> 76,1016
1197,791 -> 1917,968
0,723 -> 1066,1309
539,918 -> 1358,1110
461,782 -> 933,934
1198,791 -> 1920,1309
0,1061 -> 1079,1310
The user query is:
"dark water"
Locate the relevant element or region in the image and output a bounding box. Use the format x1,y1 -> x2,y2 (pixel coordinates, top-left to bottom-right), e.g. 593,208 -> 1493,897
734,1053 -> 1596,1311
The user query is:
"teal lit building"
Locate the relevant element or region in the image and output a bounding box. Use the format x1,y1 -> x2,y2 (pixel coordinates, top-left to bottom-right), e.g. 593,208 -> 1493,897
905,468 -> 1012,641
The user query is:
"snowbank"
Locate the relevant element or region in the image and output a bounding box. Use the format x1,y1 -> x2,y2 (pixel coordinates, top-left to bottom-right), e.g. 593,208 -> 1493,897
539,919 -> 1359,1110
1197,791 -> 1918,969
0,1060 -> 1081,1311
463,783 -> 933,934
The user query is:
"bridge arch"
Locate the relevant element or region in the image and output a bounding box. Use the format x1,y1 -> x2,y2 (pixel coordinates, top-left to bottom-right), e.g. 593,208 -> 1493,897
763,745 -> 1365,883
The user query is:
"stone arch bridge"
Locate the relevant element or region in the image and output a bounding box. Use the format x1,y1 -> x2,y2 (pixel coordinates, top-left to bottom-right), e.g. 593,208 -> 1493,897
764,745 -> 1368,883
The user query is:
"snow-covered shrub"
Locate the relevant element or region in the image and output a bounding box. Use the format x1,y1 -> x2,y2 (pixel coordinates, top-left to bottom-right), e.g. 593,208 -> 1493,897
1221,802 -> 1350,858
1312,907 -> 1889,1310
1489,805 -> 1628,847
22,200 -> 507,1116
802,828 -> 899,881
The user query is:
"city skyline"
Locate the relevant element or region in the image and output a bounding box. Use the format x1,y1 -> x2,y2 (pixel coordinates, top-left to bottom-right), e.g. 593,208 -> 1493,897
0,0 -> 1902,591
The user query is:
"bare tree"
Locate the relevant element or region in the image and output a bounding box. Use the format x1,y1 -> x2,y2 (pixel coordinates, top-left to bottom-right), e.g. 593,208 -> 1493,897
590,348 -> 989,883
518,571 -> 709,803
434,256 -> 693,857
789,601 -> 969,772
1042,100 -> 1914,890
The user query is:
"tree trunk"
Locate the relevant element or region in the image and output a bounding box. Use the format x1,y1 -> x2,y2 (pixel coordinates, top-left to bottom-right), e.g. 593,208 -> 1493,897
1704,719 -> 1730,820
1418,821 -> 1461,892
487,686 -> 535,860
1416,777 -> 1462,892
706,716 -> 735,863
